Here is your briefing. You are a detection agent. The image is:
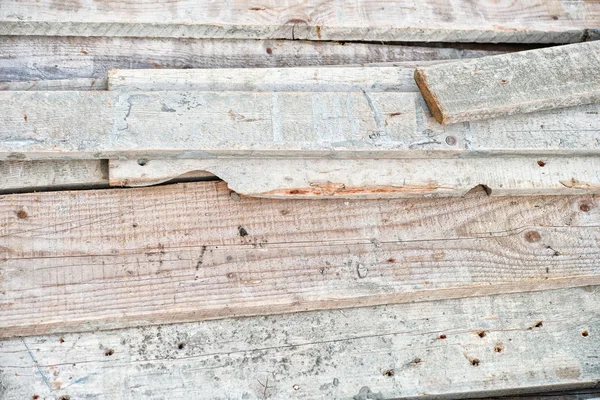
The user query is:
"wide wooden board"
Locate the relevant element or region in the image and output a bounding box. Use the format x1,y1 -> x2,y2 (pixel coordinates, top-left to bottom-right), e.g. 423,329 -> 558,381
0,287 -> 598,399
1,0 -> 599,43
415,41 -> 600,124
3,90 -> 600,160
1,181 -> 599,338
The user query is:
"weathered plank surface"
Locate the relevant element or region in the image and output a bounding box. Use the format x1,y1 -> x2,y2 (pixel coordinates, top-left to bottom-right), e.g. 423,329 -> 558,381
0,160 -> 108,193
1,0 -> 599,43
108,67 -> 420,92
109,156 -> 600,198
3,90 -> 600,160
0,287 -> 598,399
415,41 -> 600,125
1,181 -> 599,338
0,35 -> 501,83
0,78 -> 106,91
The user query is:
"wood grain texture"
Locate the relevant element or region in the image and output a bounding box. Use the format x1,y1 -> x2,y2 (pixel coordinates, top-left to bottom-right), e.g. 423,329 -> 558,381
0,35 -> 500,83
1,181 -> 600,338
1,0 -> 599,43
0,287 -> 598,399
415,41 -> 600,125
0,160 -> 108,193
3,90 -> 600,160
109,156 -> 600,198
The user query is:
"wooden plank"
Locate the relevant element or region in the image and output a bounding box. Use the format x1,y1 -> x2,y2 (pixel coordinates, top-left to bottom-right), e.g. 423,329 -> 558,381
2,90 -> 600,160
415,41 -> 600,125
0,35 -> 502,83
0,78 -> 106,91
109,156 -> 600,198
0,160 -> 216,193
1,181 -> 599,338
108,66 -> 420,92
1,0 -> 599,43
0,287 -> 598,399
0,160 -> 108,193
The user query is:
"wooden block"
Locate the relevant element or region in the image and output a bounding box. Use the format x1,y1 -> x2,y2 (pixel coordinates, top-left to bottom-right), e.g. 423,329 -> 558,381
109,156 -> 600,198
415,41 -> 600,125
0,287 -> 598,399
1,181 -> 599,338
3,90 -> 600,160
1,0 -> 598,43
0,160 -> 108,193
0,35 -> 502,83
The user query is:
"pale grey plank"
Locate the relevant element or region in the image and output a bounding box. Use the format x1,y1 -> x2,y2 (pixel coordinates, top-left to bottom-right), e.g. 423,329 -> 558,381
0,287 -> 598,399
415,41 -> 600,125
0,0 -> 598,43
109,156 -> 600,198
2,90 -> 600,160
0,35 -> 500,82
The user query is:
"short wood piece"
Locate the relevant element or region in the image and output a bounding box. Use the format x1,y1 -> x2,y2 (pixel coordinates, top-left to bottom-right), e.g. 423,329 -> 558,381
415,41 -> 600,125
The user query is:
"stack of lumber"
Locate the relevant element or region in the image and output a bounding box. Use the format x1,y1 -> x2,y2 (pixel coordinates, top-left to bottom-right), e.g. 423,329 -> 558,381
1,1 -> 599,399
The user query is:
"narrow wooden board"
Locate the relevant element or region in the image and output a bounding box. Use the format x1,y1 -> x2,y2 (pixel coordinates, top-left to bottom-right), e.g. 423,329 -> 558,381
108,67 -> 420,92
109,156 -> 600,198
0,78 -> 106,91
1,0 -> 599,43
415,41 -> 600,125
0,160 -> 108,193
1,181 -> 599,338
0,35 -> 501,83
0,287 -> 598,399
3,90 -> 600,160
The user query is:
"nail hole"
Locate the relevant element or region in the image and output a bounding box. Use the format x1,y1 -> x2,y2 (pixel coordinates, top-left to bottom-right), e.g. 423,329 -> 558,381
438,334 -> 447,339
582,330 -> 589,337
470,358 -> 480,366
445,136 -> 457,145
387,258 -> 396,263
104,349 -> 114,356
59,337 -> 65,343
525,231 -> 541,243
382,369 -> 395,377
580,203 -> 591,212
32,395 -> 39,399
494,342 -> 504,352
17,210 -> 28,219
476,330 -> 487,338
413,357 -> 422,365
292,384 -> 300,390
178,342 -> 186,350
59,396 -> 71,400
137,159 -> 148,166
537,160 -> 546,167
552,15 -> 559,20
266,47 -> 273,55
500,79 -> 508,84
535,321 -> 543,328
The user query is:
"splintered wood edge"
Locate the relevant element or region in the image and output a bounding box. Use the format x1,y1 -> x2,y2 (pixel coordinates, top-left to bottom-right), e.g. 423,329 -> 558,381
414,68 -> 447,125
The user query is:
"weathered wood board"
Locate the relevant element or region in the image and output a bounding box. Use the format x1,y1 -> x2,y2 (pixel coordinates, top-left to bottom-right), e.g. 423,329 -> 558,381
0,160 -> 108,193
1,0 -> 599,43
109,156 -> 600,198
3,90 -> 600,160
415,41 -> 600,125
1,181 -> 599,338
108,67 -> 420,92
0,35 -> 502,83
0,287 -> 598,399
